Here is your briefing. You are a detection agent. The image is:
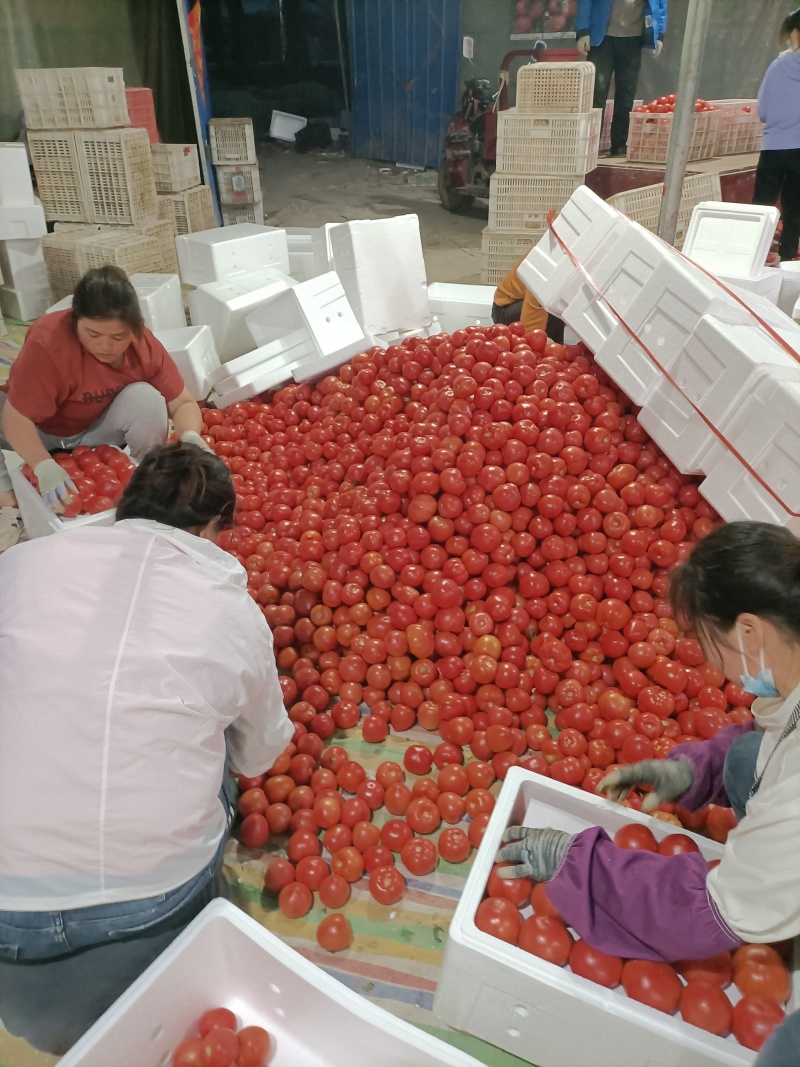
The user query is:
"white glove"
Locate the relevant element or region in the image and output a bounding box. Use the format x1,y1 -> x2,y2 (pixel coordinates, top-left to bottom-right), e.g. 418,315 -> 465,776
34,459 -> 78,514
598,758 -> 693,813
577,35 -> 591,55
180,430 -> 214,454
495,827 -> 572,881
650,40 -> 663,57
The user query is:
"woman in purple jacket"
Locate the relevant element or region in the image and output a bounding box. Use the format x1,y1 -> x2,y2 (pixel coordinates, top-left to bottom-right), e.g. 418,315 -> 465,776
498,521 -> 800,1066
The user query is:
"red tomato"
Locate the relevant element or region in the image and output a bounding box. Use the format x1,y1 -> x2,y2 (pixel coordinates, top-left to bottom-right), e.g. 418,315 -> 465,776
330,845 -> 364,883
318,873 -> 350,909
732,995 -> 785,1051
657,833 -> 700,857
369,864 -> 406,904
202,1027 -> 239,1067
278,881 -> 312,918
734,963 -> 792,1005
676,952 -> 733,988
517,915 -> 572,965
438,827 -> 471,864
237,1025 -> 273,1066
622,960 -> 682,1013
239,813 -> 269,849
198,1007 -> 238,1037
400,836 -> 437,875
474,896 -> 522,944
679,982 -> 733,1036
316,913 -> 353,953
487,863 -> 531,907
569,940 -> 623,988
613,824 -> 658,852
172,1038 -> 208,1067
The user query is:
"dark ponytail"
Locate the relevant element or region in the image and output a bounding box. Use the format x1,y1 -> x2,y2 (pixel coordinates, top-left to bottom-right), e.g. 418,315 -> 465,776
781,7 -> 800,37
116,442 -> 236,531
670,521 -> 800,642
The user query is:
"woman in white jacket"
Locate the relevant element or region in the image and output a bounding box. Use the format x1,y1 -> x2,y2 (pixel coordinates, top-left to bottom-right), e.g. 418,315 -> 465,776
0,442 -> 293,1054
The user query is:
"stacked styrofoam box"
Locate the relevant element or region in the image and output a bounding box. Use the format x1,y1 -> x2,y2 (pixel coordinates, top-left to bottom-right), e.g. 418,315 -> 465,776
435,767 -> 798,1067
188,270 -> 294,362
209,118 -> 263,227
606,173 -> 722,250
483,63 -> 597,287
0,143 -> 52,321
129,273 -> 186,332
176,224 -> 290,287
155,325 -> 220,401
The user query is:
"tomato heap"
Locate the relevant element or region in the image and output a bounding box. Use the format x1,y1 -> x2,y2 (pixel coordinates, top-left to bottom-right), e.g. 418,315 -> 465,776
633,95 -> 718,115
22,444 -> 135,517
172,1006 -> 271,1067
477,827 -> 791,1051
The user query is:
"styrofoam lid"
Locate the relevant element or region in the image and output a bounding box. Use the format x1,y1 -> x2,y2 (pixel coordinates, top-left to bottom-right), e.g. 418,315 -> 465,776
683,202 -> 780,279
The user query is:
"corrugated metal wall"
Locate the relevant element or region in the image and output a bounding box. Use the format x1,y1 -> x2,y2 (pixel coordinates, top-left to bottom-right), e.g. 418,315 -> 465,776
349,0 -> 461,169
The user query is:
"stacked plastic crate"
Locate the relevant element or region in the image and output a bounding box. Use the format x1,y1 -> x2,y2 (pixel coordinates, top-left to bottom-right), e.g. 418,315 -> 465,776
209,118 -> 263,227
0,141 -> 51,322
152,143 -> 215,237
482,62 -> 599,286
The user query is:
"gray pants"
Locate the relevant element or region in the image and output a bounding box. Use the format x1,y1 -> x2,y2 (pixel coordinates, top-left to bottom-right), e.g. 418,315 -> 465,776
0,383 -> 169,494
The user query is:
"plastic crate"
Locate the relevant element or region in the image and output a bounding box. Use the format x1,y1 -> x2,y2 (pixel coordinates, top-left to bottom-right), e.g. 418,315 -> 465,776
488,174 -> 583,232
497,109 -> 601,176
516,61 -> 595,114
627,107 -> 721,164
480,228 -> 539,285
28,131 -> 89,222
125,87 -> 160,144
215,163 -> 261,205
606,172 -> 722,249
150,144 -> 200,193
41,230 -> 91,298
222,200 -> 265,226
599,98 -> 643,152
15,67 -> 129,130
135,218 -> 180,275
209,117 -> 256,164
711,100 -> 763,156
158,186 -> 216,235
76,230 -> 163,277
77,128 -> 158,225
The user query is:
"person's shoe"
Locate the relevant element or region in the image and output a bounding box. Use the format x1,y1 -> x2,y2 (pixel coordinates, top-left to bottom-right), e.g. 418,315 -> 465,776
0,507 -> 26,553
609,146 -> 628,157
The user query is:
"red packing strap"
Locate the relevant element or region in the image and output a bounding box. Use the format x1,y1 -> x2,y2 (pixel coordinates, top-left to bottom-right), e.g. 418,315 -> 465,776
546,210 -> 799,517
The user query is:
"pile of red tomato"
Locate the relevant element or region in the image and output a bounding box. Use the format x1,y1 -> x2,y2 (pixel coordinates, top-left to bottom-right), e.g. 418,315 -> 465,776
171,1007 -> 271,1067
22,445 -> 135,517
633,95 -> 718,115
476,825 -> 791,1051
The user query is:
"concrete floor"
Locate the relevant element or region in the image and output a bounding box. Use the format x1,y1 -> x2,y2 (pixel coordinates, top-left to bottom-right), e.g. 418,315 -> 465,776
259,143 -> 487,284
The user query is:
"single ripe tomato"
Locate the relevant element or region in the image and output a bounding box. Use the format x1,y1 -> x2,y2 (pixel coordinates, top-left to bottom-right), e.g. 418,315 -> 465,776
517,914 -> 572,965
622,960 -> 682,1013
318,873 -> 350,909
613,824 -> 658,852
679,982 -> 733,1036
487,863 -> 531,907
474,896 -> 522,944
278,880 -> 312,918
734,963 -> 791,1005
657,833 -> 700,856
732,995 -> 785,1051
369,864 -> 406,904
400,836 -> 437,876
569,940 -> 623,988
237,1025 -> 273,1066
437,827 -> 471,864
316,913 -> 353,953
675,952 -> 733,988
198,1007 -> 238,1036
202,1026 -> 239,1067
172,1038 -> 208,1067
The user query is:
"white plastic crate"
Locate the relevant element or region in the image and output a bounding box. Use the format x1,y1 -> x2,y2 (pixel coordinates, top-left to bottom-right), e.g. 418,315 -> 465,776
15,67 -> 129,129
28,130 -> 89,221
427,282 -> 496,332
215,164 -> 261,205
700,451 -> 800,535
155,324 -> 220,400
683,202 -> 780,280
177,223 -> 290,287
488,175 -> 583,233
518,185 -> 627,316
285,225 -> 335,281
497,109 -> 601,176
188,270 -> 294,361
480,228 -> 540,286
628,108 -> 721,164
0,143 -> 35,206
711,100 -> 763,156
435,766 -> 796,1067
515,62 -> 595,114
599,99 -> 643,152
150,144 -> 200,193
130,273 -> 186,333
328,215 -> 431,337
158,187 -> 216,235
221,200 -> 265,227
76,231 -> 163,279
58,898 -> 483,1067
9,457 -> 118,537
41,230 -> 89,298
209,118 -> 256,165
0,239 -> 49,292
0,283 -> 53,322
0,204 -> 47,241
606,173 -> 722,250
77,128 -> 158,226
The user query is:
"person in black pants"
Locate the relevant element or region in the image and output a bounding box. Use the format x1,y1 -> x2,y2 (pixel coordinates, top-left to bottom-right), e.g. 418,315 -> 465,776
576,0 -> 668,157
753,9 -> 800,261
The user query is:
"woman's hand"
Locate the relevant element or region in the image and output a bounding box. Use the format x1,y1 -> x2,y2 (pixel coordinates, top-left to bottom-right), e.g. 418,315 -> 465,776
495,827 -> 572,880
34,459 -> 77,513
598,759 -> 694,812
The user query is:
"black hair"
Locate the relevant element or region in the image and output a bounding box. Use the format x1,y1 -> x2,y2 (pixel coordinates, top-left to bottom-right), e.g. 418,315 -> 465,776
71,266 -> 145,337
781,7 -> 800,36
116,442 -> 236,532
670,521 -> 800,643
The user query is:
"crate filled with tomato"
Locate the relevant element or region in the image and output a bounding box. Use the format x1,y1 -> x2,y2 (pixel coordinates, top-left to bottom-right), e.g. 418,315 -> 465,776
628,96 -> 721,164
435,767 -> 796,1067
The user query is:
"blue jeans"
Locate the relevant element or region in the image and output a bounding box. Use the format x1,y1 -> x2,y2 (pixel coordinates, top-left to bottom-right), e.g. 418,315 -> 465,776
722,729 -> 762,822
0,769 -> 237,1054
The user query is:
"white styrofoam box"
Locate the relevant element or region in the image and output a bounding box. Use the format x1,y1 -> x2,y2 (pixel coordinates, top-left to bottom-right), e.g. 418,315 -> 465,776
188,270 -> 294,361
638,378 -> 724,476
683,202 -> 779,280
0,239 -> 49,291
778,261 -> 800,317
0,283 -> 53,322
424,282 -> 496,332
517,185 -> 628,316
328,215 -> 431,337
9,459 -> 116,538
700,451 -> 800,535
129,273 -> 186,332
435,766 -> 795,1067
176,223 -> 291,286
724,282 -> 800,350
270,109 -> 308,141
561,284 -> 619,353
246,271 -> 368,365
155,325 -> 220,401
594,325 -> 662,405
213,348 -> 300,407
45,294 -> 74,314
0,143 -> 35,206
59,899 -> 483,1067
716,266 -> 781,304
0,203 -> 47,240
284,225 -> 335,281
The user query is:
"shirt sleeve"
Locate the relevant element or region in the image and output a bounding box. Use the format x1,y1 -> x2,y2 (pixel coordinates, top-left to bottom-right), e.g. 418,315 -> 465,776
5,330 -> 63,425
142,331 -> 186,405
521,292 -> 548,333
667,722 -> 756,811
224,600 -> 294,779
547,827 -> 743,962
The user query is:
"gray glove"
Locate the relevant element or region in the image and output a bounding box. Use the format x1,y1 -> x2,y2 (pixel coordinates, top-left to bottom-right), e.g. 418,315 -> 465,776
34,459 -> 77,514
577,35 -> 591,55
598,758 -> 694,813
180,430 -> 213,454
495,827 -> 572,881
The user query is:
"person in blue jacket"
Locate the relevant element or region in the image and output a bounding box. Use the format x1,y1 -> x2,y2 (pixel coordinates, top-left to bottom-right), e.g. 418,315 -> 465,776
576,0 -> 667,157
754,8 -> 800,261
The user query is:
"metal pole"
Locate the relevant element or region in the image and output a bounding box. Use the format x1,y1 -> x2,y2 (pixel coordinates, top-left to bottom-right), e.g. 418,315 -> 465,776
657,0 -> 713,244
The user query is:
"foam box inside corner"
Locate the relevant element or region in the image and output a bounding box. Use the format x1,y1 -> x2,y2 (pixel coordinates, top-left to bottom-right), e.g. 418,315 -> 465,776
188,270 -> 293,361
0,143 -> 36,207
9,463 -> 116,539
329,214 -> 431,336
285,224 -> 335,281
176,223 -> 291,287
434,765 -> 796,1067
0,203 -> 46,241
638,377 -> 724,476
561,281 -> 619,353
155,324 -> 220,401
0,239 -> 49,291
701,450 -> 800,535
58,899 -> 483,1067
426,282 -> 496,331
682,202 -> 779,281
594,324 -> 662,405
130,273 -> 186,333
716,266 -> 781,304
213,350 -> 298,407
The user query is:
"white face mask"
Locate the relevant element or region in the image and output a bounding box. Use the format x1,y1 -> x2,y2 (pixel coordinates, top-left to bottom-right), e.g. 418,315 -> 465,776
737,625 -> 781,699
